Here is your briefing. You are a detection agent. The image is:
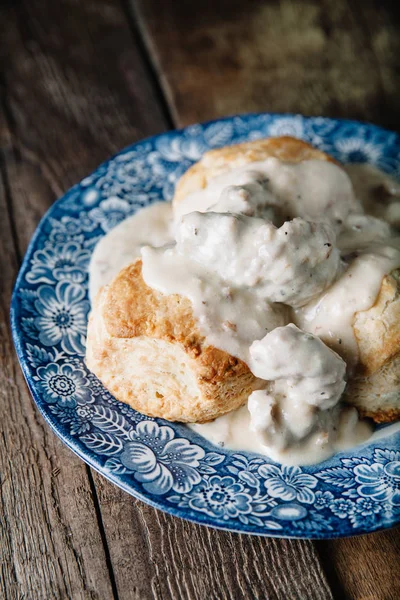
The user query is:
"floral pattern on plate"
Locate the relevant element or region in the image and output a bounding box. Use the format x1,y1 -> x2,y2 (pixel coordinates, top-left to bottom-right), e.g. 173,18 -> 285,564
11,114 -> 400,537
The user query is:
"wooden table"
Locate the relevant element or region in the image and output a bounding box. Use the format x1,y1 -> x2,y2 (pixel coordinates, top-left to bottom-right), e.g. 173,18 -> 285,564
1,1 -> 399,598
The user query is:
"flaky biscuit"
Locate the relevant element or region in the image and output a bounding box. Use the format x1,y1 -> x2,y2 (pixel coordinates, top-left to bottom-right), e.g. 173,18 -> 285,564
86,259 -> 262,423
345,269 -> 400,422
173,136 -> 337,207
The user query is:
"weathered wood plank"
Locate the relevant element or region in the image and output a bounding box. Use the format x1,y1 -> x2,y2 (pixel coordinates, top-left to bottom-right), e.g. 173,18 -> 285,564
0,114 -> 114,598
93,472 -> 334,600
0,0 -> 166,201
133,0 -> 400,130
316,528 -> 400,600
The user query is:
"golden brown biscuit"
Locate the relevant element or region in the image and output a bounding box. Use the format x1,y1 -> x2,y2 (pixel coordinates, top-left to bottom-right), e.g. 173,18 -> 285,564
173,136 -> 337,207
86,259 -> 263,423
344,269 -> 400,422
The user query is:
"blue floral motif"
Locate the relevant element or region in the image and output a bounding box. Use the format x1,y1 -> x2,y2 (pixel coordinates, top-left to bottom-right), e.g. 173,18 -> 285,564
35,362 -> 93,407
69,406 -> 95,435
348,504 -> 383,529
119,421 -> 205,495
258,465 -> 318,504
185,475 -> 252,520
49,229 -> 85,246
267,115 -> 304,138
27,241 -> 90,284
11,113 -> 400,537
314,490 -> 334,510
155,130 -> 205,162
334,137 -> 383,164
115,156 -> 152,191
80,143 -> 179,202
48,214 -> 96,242
49,403 -> 78,423
34,281 -> 89,354
89,197 -> 132,232
48,403 -> 94,435
329,498 -> 355,519
353,497 -> 383,517
225,454 -> 265,491
354,453 -> 400,505
316,449 -> 400,529
85,144 -> 159,198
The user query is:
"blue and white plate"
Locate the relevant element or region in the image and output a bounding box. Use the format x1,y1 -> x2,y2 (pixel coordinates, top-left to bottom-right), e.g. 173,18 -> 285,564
11,114 -> 400,538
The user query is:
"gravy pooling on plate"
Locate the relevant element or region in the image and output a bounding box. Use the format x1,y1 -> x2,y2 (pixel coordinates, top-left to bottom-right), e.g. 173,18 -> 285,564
89,159 -> 400,465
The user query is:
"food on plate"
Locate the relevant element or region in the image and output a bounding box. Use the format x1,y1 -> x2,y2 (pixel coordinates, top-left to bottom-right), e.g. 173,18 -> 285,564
86,136 -> 400,464
173,136 -> 337,209
86,259 -> 263,423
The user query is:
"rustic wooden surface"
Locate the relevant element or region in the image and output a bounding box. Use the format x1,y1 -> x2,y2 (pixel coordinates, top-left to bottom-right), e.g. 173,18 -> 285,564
0,0 -> 399,598
134,0 -> 400,131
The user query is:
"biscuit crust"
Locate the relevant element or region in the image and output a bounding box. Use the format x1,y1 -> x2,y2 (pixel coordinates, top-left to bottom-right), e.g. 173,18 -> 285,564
86,259 -> 262,423
173,136 -> 337,206
345,269 -> 400,422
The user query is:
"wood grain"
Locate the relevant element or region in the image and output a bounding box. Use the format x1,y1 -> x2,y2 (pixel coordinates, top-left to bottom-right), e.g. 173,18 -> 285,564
316,528 -> 400,600
93,471 -> 334,600
0,111 -> 114,598
133,0 -> 400,130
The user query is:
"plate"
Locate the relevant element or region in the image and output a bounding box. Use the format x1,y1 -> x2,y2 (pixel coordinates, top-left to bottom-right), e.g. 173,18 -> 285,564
11,113 -> 400,538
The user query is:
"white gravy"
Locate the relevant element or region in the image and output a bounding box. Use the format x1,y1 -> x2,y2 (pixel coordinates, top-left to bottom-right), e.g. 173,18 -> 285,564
88,157 -> 400,465
191,324 -> 371,465
142,243 -> 288,363
89,202 -> 173,301
295,242 -> 400,364
191,403 -> 371,465
141,213 -> 339,362
174,158 -> 361,226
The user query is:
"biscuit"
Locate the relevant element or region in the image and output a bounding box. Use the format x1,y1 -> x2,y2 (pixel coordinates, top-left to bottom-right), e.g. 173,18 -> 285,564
173,136 -> 337,207
86,259 -> 263,423
344,269 -> 400,422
